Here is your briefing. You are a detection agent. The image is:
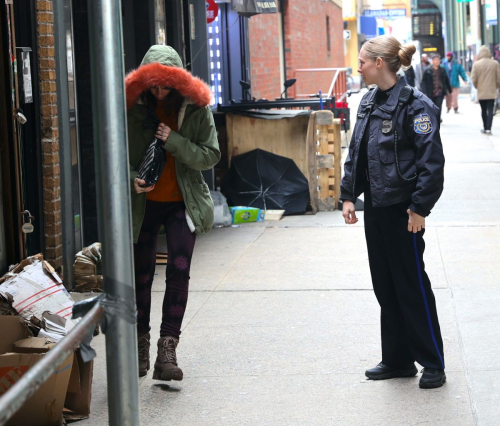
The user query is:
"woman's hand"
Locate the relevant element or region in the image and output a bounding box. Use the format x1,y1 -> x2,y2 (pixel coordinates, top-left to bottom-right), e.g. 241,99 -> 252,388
155,123 -> 171,142
342,200 -> 358,225
407,209 -> 425,233
134,178 -> 155,194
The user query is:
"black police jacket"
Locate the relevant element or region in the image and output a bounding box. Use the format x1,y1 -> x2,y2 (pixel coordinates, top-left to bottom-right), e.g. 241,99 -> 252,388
340,78 -> 445,217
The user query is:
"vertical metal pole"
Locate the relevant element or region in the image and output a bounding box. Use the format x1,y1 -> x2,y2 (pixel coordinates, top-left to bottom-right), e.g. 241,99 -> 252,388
87,1 -> 140,425
53,0 -> 75,289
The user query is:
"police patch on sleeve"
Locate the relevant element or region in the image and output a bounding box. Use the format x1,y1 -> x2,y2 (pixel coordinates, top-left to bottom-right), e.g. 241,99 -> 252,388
413,113 -> 432,135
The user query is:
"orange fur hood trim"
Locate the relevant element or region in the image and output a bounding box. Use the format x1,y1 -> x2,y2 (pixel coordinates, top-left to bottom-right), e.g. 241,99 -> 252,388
125,63 -> 213,110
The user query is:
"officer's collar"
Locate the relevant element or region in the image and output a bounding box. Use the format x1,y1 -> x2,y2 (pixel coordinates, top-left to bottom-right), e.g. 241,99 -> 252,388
363,78 -> 406,113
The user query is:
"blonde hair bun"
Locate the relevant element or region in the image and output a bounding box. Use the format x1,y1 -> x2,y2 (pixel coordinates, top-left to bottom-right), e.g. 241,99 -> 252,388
363,36 -> 416,73
399,43 -> 416,68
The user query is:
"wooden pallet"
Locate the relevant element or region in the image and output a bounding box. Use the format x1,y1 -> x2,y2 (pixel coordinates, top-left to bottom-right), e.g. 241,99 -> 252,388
306,111 -> 341,213
156,252 -> 168,265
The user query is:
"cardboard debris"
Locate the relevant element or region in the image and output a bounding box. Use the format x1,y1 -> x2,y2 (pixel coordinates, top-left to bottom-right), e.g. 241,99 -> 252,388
0,316 -> 73,426
0,316 -> 94,425
74,243 -> 103,292
0,257 -> 75,337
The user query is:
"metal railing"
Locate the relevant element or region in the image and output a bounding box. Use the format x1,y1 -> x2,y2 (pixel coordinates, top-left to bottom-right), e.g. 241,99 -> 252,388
0,0 -> 140,424
292,67 -> 349,100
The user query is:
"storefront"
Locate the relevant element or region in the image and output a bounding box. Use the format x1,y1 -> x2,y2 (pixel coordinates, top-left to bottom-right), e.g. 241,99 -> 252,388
0,1 -> 44,272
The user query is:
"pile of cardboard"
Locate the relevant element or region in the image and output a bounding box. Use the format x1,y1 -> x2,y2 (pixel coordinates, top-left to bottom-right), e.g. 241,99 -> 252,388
74,243 -> 103,292
0,255 -> 93,425
0,255 -> 75,340
0,316 -> 93,425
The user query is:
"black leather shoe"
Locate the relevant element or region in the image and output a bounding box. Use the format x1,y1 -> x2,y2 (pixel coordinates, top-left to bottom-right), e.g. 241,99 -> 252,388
419,368 -> 446,389
365,362 -> 418,380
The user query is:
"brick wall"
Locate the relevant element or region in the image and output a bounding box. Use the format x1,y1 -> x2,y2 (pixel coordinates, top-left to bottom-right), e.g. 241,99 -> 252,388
36,0 -> 62,268
248,12 -> 283,100
249,0 -> 345,100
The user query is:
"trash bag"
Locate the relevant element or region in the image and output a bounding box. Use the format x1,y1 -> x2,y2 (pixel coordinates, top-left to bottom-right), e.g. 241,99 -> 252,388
210,190 -> 232,227
222,149 -> 309,215
136,138 -> 167,187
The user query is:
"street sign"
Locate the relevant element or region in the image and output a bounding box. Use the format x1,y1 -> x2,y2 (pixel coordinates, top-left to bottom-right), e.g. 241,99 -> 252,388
343,30 -> 351,40
456,0 -> 472,3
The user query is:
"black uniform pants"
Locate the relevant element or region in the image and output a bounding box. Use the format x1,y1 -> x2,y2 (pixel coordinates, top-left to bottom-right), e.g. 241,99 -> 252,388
364,185 -> 445,370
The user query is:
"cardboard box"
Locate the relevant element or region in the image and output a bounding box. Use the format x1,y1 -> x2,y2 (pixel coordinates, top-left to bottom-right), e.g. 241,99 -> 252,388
0,316 -> 94,425
0,316 -> 73,426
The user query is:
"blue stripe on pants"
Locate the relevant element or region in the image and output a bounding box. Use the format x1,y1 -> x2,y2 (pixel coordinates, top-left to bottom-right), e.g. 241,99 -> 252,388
413,233 -> 445,370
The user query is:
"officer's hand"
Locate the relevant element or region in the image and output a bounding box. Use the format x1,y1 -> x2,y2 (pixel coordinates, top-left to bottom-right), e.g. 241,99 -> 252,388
134,178 -> 155,194
407,209 -> 425,233
342,201 -> 358,225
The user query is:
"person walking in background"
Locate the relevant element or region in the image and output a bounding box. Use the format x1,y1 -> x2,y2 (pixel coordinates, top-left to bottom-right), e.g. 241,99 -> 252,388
471,45 -> 500,135
125,45 -> 220,381
405,65 -> 416,87
443,52 -> 467,113
414,53 -> 430,90
421,54 -> 451,123
341,35 -> 446,389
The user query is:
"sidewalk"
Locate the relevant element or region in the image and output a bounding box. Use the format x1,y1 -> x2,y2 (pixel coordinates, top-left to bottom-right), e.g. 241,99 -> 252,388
77,95 -> 500,425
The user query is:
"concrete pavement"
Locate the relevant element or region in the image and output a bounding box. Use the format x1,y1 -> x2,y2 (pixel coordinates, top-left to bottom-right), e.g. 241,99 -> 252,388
75,94 -> 499,425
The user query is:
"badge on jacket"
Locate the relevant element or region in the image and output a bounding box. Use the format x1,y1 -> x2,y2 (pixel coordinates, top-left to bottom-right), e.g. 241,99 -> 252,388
413,113 -> 432,134
381,120 -> 392,134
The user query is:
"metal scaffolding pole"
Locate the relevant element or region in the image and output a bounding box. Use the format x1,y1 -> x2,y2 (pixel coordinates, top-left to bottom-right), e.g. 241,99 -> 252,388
87,0 -> 140,425
53,0 -> 75,290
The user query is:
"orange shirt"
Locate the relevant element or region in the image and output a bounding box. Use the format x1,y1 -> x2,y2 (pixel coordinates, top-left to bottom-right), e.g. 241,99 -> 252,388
146,99 -> 184,202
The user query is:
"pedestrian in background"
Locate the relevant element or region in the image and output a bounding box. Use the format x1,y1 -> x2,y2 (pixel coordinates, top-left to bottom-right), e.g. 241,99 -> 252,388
421,54 -> 451,123
125,45 -> 220,381
405,65 -> 416,87
471,45 -> 500,135
414,53 -> 430,90
443,52 -> 467,113
341,35 -> 446,389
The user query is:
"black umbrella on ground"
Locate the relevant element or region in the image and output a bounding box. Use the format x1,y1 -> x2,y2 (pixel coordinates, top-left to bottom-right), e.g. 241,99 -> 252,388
222,149 -> 309,215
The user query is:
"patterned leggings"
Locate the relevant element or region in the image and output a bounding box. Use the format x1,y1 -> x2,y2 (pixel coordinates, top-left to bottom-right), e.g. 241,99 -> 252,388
134,200 -> 196,338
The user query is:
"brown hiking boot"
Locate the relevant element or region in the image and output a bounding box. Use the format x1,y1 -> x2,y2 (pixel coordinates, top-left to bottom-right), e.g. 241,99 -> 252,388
138,332 -> 150,377
152,336 -> 183,381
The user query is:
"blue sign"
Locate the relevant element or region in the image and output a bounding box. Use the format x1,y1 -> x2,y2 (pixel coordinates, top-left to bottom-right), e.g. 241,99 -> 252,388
360,15 -> 378,39
364,9 -> 407,18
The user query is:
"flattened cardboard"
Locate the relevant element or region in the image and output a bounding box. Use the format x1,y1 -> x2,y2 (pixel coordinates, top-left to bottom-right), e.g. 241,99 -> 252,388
64,349 -> 93,420
12,337 -> 56,353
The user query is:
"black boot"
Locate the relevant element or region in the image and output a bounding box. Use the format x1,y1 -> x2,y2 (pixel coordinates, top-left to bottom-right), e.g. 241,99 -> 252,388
419,368 -> 446,389
138,332 -> 151,377
365,362 -> 418,380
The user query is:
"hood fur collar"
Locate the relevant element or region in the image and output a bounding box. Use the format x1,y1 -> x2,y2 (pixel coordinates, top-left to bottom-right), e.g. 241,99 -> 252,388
125,62 -> 213,110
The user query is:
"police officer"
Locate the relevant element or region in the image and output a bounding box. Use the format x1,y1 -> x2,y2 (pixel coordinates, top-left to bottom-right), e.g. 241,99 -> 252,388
341,35 -> 446,389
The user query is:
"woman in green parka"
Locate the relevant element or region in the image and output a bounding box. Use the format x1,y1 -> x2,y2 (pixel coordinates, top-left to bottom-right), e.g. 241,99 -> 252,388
125,45 -> 220,381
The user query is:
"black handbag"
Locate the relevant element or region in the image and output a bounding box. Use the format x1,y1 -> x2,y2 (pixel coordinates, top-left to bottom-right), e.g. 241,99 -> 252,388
136,138 -> 167,187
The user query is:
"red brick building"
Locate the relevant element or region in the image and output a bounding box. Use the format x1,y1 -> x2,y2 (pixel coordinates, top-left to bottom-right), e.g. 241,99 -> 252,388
248,0 -> 345,101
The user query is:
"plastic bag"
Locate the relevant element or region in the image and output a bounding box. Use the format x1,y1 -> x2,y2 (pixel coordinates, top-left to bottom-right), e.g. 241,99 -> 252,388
136,138 -> 167,187
210,191 -> 232,227
470,82 -> 478,104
